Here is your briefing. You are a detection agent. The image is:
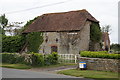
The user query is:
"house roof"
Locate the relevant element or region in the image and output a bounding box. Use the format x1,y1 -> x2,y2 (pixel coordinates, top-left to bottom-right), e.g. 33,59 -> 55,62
23,9 -> 99,33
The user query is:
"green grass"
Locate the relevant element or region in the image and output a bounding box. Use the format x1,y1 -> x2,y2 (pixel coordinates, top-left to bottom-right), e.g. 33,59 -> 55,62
0,63 -> 76,69
0,63 -> 32,69
57,69 -> 119,80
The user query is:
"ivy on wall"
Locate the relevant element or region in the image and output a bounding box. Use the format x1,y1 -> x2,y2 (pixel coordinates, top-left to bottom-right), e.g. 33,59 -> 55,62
26,32 -> 43,53
90,22 -> 102,43
22,16 -> 43,53
89,22 -> 102,51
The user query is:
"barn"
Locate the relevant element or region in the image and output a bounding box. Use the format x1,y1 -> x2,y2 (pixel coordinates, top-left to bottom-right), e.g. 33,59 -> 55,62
23,9 -> 102,54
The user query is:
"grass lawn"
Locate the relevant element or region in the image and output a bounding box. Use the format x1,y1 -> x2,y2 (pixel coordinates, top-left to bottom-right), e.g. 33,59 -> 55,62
0,63 -> 76,69
57,69 -> 119,80
0,63 -> 32,69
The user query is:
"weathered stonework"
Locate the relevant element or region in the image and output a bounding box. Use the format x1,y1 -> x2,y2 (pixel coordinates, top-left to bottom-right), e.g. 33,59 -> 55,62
78,57 -> 120,72
39,21 -> 91,54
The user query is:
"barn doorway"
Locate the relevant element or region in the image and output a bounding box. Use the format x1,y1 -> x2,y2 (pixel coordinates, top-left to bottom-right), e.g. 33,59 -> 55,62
51,46 -> 57,53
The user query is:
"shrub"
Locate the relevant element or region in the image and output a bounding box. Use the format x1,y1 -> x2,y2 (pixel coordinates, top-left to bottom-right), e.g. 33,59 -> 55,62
2,53 -> 25,64
2,52 -> 59,66
30,53 -> 44,66
80,51 -> 120,59
44,52 -> 58,65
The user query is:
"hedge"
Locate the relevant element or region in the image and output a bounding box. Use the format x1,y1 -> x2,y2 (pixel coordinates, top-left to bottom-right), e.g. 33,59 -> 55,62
80,51 -> 120,59
1,52 -> 59,66
2,53 -> 25,64
2,35 -> 25,53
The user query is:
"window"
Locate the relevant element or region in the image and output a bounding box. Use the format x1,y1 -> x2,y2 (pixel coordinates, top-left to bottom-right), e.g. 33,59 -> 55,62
51,46 -> 57,53
45,38 -> 48,42
56,38 -> 58,42
45,36 -> 48,42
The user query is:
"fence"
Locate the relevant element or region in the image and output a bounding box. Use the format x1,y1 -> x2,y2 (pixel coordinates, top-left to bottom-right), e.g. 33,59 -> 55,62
58,54 -> 80,63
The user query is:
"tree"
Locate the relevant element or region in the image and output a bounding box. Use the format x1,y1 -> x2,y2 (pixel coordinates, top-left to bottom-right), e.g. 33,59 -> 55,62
89,22 -> 102,51
0,14 -> 8,35
6,22 -> 23,36
110,43 -> 120,51
90,22 -> 102,43
101,25 -> 112,33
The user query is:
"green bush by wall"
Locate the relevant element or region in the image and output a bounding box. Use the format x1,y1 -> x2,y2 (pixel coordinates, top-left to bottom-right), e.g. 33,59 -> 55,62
2,53 -> 25,64
30,52 -> 44,66
44,52 -> 59,65
2,52 -> 59,66
80,51 -> 120,59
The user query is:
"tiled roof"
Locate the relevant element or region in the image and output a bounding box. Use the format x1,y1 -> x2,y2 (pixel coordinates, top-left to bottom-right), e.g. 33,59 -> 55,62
23,9 -> 99,33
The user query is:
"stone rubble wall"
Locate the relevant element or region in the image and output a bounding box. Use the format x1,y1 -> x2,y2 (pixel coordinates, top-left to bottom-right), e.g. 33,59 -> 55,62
78,57 -> 120,72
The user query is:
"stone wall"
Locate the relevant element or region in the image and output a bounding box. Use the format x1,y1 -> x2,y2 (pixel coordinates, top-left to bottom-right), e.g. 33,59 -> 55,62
39,32 -> 60,54
78,57 -> 120,72
39,21 -> 91,54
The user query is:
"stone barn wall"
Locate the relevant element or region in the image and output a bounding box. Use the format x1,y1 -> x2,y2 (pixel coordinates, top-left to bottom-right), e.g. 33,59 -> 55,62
39,21 -> 91,54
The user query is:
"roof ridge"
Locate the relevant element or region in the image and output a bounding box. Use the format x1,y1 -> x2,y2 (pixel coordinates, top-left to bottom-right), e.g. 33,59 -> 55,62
42,9 -> 89,15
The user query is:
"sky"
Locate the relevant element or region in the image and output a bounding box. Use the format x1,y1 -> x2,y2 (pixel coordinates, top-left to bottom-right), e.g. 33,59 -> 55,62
0,0 -> 119,44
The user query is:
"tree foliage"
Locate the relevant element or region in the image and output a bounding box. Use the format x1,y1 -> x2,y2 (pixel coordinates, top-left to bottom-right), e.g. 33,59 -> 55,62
101,25 -> 112,33
110,44 -> 120,51
90,22 -> 102,43
5,22 -> 23,36
0,14 -> 8,28
0,14 -> 8,35
2,35 -> 25,52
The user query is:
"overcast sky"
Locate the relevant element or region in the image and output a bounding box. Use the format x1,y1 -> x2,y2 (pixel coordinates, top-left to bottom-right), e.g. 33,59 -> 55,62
0,0 -> 119,44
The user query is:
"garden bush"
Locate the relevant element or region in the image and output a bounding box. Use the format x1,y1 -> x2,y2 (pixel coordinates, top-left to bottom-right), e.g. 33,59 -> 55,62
30,52 -> 44,66
2,53 -> 25,64
44,52 -> 59,65
2,52 -> 59,66
80,51 -> 120,59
